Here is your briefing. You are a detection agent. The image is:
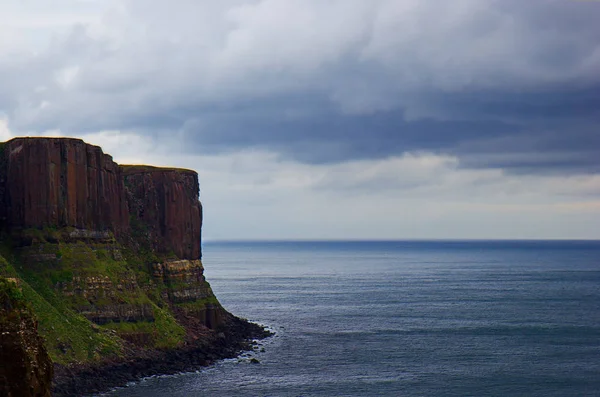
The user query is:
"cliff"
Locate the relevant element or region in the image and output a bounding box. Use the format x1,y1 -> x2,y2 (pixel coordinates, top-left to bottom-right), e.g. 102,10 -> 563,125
123,166 -> 203,260
0,137 -> 269,396
0,138 -> 129,236
0,138 -> 201,259
0,137 -> 203,258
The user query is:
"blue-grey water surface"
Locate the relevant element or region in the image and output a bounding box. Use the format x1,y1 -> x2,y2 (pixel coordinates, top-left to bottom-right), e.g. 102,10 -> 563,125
105,241 -> 600,396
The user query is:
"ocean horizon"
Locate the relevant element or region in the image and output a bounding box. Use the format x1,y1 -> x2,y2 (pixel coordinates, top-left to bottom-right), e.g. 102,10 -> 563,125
105,240 -> 600,396
204,239 -> 600,242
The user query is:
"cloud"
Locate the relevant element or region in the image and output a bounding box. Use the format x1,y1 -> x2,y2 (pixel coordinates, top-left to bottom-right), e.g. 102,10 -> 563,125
1,0 -> 600,239
1,0 -> 599,175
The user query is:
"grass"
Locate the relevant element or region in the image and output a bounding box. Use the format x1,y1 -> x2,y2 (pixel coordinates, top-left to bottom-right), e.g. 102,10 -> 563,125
175,296 -> 220,311
18,268 -> 123,364
0,227 -> 217,365
101,303 -> 185,349
120,164 -> 197,175
1,253 -> 123,364
0,276 -> 25,304
152,303 -> 186,348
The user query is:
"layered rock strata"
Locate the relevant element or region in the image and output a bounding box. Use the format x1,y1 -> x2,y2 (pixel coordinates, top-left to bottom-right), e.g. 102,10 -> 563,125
153,259 -> 224,329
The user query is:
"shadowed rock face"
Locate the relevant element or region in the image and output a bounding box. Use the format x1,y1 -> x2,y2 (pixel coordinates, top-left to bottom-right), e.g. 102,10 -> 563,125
0,138 -> 129,236
123,166 -> 203,260
0,138 -> 202,260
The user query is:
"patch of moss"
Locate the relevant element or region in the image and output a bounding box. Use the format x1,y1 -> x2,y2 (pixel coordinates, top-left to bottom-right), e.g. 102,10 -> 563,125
0,276 -> 25,304
175,296 -> 220,311
101,303 -> 185,349
0,229 -> 218,366
0,254 -> 18,278
19,271 -> 123,364
0,254 -> 122,364
151,303 -> 186,348
20,228 -> 46,244
120,164 -> 197,175
52,241 -> 131,281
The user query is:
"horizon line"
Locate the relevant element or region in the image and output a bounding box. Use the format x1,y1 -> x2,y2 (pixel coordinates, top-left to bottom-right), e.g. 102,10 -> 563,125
203,238 -> 600,243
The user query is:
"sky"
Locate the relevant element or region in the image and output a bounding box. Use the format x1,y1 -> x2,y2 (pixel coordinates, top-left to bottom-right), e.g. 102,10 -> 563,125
1,0 -> 599,240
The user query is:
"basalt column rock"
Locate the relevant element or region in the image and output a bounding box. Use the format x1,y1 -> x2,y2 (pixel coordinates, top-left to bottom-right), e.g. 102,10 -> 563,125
0,138 -> 129,235
122,166 -> 202,259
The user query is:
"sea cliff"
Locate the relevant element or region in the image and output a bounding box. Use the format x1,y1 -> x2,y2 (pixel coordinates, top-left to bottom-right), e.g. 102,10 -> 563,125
0,137 -> 269,396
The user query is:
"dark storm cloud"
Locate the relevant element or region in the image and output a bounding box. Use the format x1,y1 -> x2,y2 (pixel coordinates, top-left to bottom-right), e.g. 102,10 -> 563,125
176,97 -> 512,161
170,83 -> 600,174
2,0 -> 600,174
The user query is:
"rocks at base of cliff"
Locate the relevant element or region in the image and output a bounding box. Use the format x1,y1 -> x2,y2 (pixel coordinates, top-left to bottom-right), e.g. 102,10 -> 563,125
51,316 -> 272,397
0,278 -> 53,397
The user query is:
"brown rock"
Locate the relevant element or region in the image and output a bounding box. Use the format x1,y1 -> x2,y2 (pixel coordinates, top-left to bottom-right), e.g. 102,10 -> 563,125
123,166 -> 202,259
152,260 -> 213,303
0,138 -> 129,236
0,138 -> 203,260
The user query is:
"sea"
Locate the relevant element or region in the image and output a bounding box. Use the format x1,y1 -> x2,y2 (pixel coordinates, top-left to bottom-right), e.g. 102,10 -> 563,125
104,240 -> 600,397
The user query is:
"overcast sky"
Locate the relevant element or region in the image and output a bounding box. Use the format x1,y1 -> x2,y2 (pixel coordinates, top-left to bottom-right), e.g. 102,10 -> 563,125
1,0 -> 599,240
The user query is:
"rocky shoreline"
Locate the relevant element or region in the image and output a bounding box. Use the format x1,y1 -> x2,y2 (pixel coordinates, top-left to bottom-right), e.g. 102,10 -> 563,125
52,316 -> 272,397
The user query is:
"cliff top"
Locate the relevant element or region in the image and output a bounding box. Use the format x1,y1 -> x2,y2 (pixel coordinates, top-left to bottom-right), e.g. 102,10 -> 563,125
121,164 -> 198,176
0,137 -> 197,176
3,136 -> 101,149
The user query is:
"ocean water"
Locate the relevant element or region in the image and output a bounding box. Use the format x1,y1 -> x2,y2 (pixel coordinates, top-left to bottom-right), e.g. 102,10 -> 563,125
105,241 -> 600,397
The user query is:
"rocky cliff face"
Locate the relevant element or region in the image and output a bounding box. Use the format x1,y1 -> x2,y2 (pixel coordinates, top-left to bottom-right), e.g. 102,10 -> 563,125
0,137 -> 266,396
0,278 -> 53,397
0,138 -> 129,236
123,166 -> 203,260
0,138 -> 203,260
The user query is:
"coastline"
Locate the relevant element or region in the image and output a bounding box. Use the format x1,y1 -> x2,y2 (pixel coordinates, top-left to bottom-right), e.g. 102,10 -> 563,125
52,316 -> 272,397
0,137 -> 274,396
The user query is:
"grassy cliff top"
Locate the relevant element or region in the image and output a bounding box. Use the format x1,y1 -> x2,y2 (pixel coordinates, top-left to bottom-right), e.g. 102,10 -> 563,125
120,164 -> 197,175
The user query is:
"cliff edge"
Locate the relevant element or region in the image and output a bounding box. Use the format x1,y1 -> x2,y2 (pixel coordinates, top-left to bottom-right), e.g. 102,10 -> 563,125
0,138 -> 269,396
